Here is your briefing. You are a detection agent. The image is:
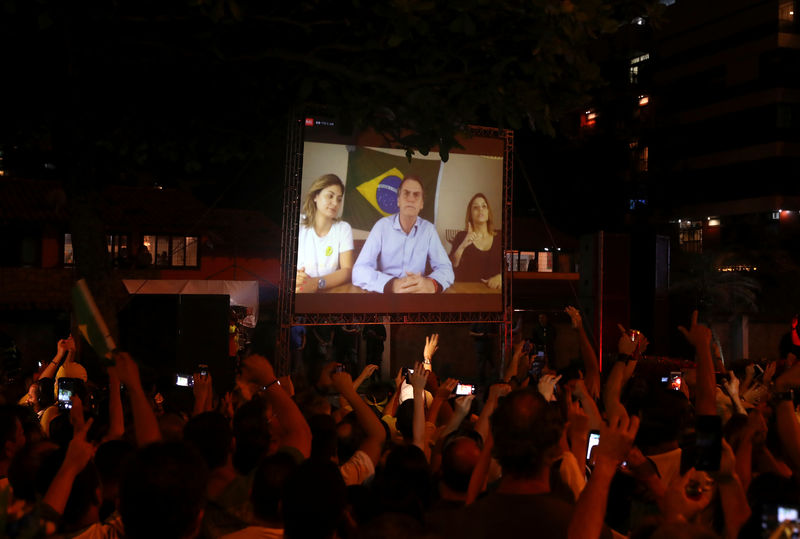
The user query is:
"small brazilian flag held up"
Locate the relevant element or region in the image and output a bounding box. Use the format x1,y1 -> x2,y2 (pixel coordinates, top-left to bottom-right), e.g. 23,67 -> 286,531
342,147 -> 441,232
71,279 -> 116,359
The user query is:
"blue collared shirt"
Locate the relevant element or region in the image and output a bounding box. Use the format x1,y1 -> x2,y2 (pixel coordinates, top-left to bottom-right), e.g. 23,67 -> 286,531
352,215 -> 454,292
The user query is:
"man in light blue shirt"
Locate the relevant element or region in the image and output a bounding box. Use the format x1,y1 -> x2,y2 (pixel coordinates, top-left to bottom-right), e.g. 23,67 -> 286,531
352,176 -> 454,293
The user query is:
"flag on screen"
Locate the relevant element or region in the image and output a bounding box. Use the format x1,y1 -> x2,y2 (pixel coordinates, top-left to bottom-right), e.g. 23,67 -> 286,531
342,147 -> 441,232
71,279 -> 116,358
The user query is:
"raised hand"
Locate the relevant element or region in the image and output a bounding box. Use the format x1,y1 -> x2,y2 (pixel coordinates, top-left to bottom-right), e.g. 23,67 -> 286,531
617,324 -> 648,357
537,373 -> 562,402
424,333 -> 439,363
565,306 -> 582,329
109,350 -> 143,389
763,361 -> 777,384
331,369 -> 354,394
240,353 -> 277,385
360,364 -> 379,380
436,378 -> 458,400
64,416 -> 95,471
453,394 -> 475,416
595,413 -> 640,468
722,371 -> 741,399
659,468 -> 713,522
678,310 -> 712,351
488,382 -> 512,403
408,362 -> 430,393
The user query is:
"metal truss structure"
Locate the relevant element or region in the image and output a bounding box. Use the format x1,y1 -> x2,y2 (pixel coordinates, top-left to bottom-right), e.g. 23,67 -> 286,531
276,121 -> 514,373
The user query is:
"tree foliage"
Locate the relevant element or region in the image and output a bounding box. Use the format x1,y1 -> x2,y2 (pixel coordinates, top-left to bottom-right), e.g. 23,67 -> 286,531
2,0 -> 662,179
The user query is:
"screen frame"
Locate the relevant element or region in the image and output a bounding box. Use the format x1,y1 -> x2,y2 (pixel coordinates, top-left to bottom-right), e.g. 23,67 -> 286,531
276,115 -> 513,371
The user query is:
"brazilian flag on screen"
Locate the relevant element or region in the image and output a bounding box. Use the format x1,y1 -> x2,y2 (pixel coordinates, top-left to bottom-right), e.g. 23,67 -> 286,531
342,147 -> 441,232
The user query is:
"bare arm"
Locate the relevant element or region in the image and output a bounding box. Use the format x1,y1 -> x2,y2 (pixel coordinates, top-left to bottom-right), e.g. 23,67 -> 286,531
333,371 -> 386,466
110,351 -> 161,446
408,362 -> 430,453
466,431 -> 494,505
717,439 -> 751,539
242,353 -> 312,458
568,414 -> 639,539
678,311 -> 716,416
565,307 -> 600,398
43,413 -> 95,516
42,338 -> 73,379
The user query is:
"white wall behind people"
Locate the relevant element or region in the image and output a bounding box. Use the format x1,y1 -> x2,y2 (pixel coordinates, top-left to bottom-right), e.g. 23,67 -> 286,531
301,142 -> 503,248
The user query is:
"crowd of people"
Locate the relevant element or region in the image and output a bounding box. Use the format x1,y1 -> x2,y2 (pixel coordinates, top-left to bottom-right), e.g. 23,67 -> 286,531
2,307 -> 800,538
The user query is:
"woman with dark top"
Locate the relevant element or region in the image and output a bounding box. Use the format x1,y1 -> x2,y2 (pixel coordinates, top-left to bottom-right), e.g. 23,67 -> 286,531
449,193 -> 502,288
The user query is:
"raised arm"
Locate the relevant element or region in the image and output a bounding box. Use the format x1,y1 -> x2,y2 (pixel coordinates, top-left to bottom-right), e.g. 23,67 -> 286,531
565,306 -> 600,399
474,383 -> 511,443
110,350 -> 161,446
569,412 -> 639,539
678,311 -> 716,416
241,353 -> 312,458
332,370 -> 386,466
408,362 -> 430,453
353,364 -> 379,391
42,337 -> 73,380
43,408 -> 95,517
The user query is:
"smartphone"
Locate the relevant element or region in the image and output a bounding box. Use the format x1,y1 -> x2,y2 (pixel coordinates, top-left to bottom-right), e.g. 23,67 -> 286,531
402,366 -> 414,382
198,364 -> 209,377
586,430 -> 600,463
522,339 -> 533,354
714,372 -> 727,386
455,383 -> 475,396
333,363 -> 346,374
694,415 -> 722,472
529,353 -> 545,379
669,371 -> 683,391
57,377 -> 80,410
175,374 -> 194,388
762,504 -> 800,539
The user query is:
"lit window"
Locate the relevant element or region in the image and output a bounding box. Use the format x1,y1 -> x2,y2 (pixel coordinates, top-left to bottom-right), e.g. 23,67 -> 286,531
629,53 -> 650,84
679,221 -> 703,253
106,234 -> 129,266
144,234 -> 200,268
772,210 -> 781,220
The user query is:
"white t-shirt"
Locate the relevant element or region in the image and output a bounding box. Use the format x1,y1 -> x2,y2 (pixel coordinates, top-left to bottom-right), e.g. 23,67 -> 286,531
297,220 -> 354,278
340,449 -> 376,486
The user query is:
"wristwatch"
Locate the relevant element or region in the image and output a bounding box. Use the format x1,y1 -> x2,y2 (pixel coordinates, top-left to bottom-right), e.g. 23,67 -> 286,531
318,277 -> 326,290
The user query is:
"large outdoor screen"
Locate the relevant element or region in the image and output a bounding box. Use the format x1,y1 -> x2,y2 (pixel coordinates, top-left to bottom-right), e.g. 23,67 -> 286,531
293,120 -> 508,314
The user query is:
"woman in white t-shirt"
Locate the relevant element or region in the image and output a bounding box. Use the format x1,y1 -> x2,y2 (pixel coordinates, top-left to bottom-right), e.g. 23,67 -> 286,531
296,174 -> 354,293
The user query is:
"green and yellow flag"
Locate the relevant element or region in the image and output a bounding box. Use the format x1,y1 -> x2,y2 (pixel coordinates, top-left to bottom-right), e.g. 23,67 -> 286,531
342,147 -> 441,232
71,279 -> 116,359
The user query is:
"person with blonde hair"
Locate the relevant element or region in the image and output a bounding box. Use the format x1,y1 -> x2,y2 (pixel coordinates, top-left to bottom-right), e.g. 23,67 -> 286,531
450,193 -> 502,289
296,174 -> 354,293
